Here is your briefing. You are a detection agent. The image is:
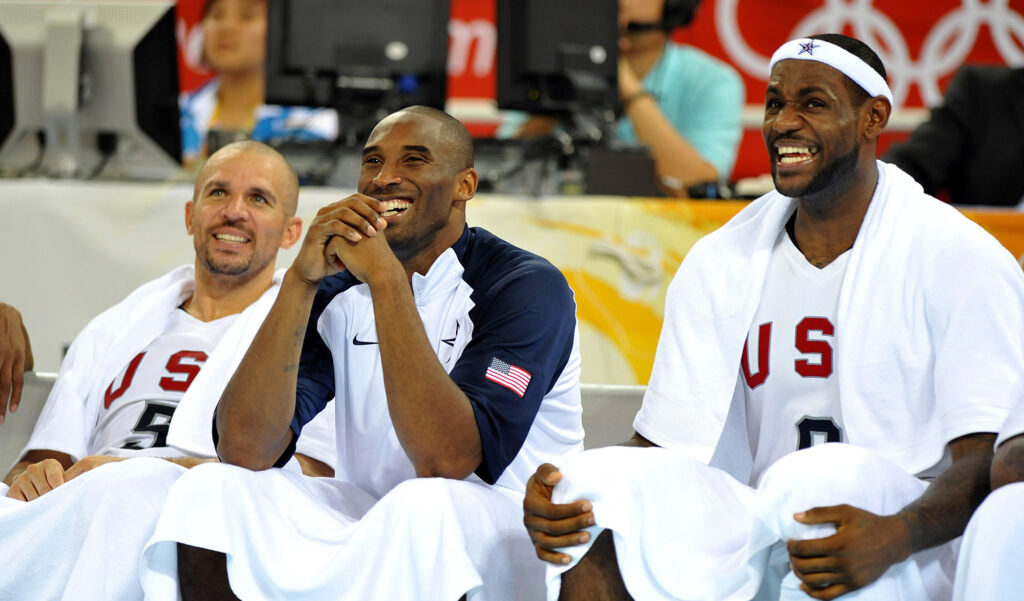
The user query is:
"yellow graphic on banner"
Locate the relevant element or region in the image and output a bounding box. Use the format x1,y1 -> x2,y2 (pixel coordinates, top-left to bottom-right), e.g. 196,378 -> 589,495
469,196 -> 739,384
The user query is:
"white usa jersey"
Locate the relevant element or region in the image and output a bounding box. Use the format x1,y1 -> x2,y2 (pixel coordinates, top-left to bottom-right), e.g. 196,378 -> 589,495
91,309 -> 236,457
742,227 -> 850,484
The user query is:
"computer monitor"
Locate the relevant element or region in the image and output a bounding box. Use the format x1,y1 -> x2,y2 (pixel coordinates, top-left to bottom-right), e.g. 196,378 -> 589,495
265,0 -> 450,144
0,0 -> 181,179
496,0 -> 619,120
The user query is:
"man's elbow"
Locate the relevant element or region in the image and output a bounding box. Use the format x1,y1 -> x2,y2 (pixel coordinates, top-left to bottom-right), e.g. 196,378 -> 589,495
991,435 -> 1024,490
215,437 -> 282,471
412,453 -> 481,481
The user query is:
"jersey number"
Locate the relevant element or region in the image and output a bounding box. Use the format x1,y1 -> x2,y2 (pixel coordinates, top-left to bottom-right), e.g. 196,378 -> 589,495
797,417 -> 842,449
120,402 -> 177,449
741,318 -> 834,389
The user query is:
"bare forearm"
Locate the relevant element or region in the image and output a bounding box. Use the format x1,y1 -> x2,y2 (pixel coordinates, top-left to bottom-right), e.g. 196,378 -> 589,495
897,434 -> 995,553
369,271 -> 482,479
216,269 -> 318,469
625,95 -> 718,188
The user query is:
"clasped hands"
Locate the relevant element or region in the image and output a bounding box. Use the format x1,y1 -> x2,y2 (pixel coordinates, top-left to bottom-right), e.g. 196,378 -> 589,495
292,195 -> 395,285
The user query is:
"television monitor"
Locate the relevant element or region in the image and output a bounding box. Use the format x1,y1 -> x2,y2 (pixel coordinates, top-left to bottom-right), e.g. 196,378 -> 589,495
0,0 -> 181,179
265,0 -> 450,143
496,0 -> 618,119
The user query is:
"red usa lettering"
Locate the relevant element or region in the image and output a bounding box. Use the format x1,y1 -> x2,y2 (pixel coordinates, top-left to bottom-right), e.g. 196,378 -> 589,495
159,350 -> 209,392
741,317 -> 834,388
104,352 -> 147,409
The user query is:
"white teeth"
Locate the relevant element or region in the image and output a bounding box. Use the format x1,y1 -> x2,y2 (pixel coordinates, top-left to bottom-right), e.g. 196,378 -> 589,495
215,234 -> 247,243
380,199 -> 412,211
777,146 -> 817,165
379,199 -> 411,217
777,146 -> 816,156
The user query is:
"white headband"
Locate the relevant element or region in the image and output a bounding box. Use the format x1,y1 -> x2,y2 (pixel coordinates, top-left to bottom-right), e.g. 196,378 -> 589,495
769,38 -> 893,106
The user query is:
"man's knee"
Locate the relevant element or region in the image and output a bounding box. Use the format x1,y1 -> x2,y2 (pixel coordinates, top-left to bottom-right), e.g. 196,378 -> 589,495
383,477 -> 461,514
76,457 -> 185,512
760,444 -> 916,500
756,444 -> 925,538
966,481 -> 1024,538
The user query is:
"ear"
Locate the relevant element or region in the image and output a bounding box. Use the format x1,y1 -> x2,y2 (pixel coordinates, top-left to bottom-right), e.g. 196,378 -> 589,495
185,200 -> 195,235
280,216 -> 303,250
862,96 -> 891,141
452,167 -> 479,203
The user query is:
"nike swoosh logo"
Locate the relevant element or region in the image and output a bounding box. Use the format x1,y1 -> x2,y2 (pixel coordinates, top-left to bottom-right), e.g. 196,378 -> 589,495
352,335 -> 378,346
441,322 -> 460,347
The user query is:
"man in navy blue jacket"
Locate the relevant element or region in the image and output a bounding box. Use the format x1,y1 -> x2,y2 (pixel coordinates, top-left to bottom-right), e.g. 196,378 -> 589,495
141,106 -> 585,601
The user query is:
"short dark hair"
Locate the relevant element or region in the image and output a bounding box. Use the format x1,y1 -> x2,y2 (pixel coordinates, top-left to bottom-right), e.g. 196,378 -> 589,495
398,105 -> 474,170
810,33 -> 888,106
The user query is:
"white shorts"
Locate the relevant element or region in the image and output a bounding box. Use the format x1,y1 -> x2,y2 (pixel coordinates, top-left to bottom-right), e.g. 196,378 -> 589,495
140,463 -> 544,601
0,457 -> 186,600
953,481 -> 1024,601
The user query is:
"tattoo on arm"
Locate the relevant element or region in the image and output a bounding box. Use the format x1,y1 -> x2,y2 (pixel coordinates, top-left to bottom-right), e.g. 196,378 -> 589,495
899,434 -> 994,552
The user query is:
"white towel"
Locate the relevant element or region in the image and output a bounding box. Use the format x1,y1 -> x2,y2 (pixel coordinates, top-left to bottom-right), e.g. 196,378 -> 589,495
635,161 -> 1024,476
166,270 -> 284,457
22,266 -> 287,462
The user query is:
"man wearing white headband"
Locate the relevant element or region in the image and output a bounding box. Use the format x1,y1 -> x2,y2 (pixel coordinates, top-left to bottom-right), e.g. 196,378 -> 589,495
523,33 -> 1024,600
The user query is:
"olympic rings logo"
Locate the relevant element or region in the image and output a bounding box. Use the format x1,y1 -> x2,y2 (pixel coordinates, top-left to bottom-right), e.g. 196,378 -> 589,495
716,0 -> 1024,108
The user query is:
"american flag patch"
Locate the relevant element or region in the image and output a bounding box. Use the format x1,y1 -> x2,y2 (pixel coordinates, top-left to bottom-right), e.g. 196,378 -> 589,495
485,357 -> 531,398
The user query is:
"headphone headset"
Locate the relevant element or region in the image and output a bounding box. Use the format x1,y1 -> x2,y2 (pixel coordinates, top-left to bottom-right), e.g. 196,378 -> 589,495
660,0 -> 700,31
626,0 -> 701,33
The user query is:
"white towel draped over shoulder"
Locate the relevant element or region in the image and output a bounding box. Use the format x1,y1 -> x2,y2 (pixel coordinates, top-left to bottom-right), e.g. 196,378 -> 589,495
22,266 -> 287,462
635,161 -> 1024,477
166,271 -> 285,457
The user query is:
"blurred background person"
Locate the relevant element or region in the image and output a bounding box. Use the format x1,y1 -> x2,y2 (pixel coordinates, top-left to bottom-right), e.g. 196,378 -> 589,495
179,0 -> 339,167
884,65 -> 1024,207
499,0 -> 744,196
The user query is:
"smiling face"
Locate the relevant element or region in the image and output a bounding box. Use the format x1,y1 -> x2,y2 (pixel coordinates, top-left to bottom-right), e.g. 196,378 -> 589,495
762,59 -> 866,200
187,145 -> 301,282
201,0 -> 267,76
358,111 -> 476,267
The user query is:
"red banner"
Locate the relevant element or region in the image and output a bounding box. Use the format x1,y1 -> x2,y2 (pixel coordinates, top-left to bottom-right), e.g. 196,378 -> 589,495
175,0 -> 1024,177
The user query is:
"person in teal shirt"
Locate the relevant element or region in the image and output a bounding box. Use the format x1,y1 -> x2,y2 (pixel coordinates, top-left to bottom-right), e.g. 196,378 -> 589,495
500,0 -> 744,194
